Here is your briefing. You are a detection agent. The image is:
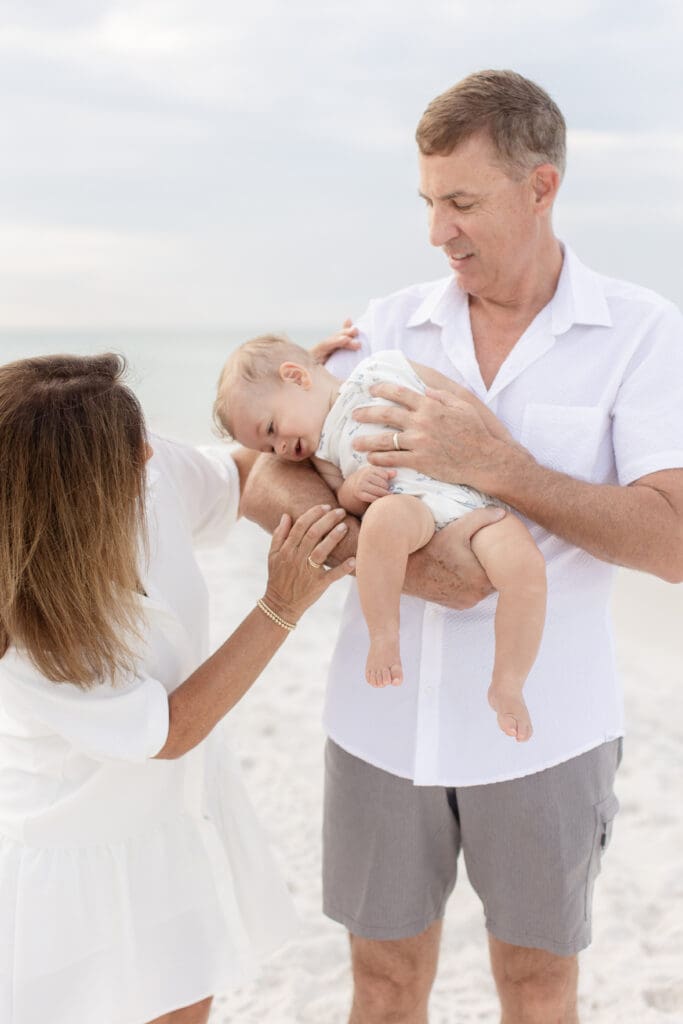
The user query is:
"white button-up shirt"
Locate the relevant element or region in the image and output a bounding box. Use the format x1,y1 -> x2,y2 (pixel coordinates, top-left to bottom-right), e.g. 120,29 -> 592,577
324,246 -> 683,786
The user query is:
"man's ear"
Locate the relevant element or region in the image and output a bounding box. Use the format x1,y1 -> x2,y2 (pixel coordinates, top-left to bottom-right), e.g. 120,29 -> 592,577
279,362 -> 313,389
530,163 -> 560,213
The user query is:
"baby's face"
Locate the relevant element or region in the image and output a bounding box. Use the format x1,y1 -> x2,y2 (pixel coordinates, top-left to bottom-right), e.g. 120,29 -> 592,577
229,374 -> 329,461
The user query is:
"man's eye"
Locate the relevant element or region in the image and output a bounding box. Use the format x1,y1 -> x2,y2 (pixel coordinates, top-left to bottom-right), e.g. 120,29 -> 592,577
453,201 -> 474,211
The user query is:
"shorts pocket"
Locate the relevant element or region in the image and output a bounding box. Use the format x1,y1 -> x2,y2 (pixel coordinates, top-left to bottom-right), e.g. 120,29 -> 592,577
584,792 -> 620,920
520,403 -> 608,480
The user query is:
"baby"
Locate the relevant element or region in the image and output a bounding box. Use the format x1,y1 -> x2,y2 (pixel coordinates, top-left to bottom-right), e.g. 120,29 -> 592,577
215,335 -> 547,742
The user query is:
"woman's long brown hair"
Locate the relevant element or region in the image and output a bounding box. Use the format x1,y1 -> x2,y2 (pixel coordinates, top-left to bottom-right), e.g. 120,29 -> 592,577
0,353 -> 148,687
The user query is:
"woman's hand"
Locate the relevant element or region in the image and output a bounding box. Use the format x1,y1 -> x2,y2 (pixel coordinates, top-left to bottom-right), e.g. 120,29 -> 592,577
263,505 -> 355,623
310,318 -> 360,364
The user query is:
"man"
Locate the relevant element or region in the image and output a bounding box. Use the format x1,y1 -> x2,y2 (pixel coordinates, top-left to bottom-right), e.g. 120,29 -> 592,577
241,70 -> 683,1023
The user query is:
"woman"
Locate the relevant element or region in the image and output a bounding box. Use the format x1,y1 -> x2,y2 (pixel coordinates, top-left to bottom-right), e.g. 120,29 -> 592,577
0,353 -> 354,1024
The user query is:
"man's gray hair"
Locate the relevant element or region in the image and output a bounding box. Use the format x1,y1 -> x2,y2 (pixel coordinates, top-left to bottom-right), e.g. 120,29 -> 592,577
416,69 -> 566,178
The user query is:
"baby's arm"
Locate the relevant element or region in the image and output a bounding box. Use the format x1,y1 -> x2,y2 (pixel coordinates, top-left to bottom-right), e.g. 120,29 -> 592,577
313,456 -> 395,518
409,360 -> 514,443
311,455 -> 345,495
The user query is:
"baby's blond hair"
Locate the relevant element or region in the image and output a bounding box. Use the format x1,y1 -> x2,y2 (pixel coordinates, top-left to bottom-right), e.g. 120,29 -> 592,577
214,333 -> 315,439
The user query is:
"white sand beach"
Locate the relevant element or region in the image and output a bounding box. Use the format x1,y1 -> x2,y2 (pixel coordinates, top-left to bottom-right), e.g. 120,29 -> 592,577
200,516 -> 683,1024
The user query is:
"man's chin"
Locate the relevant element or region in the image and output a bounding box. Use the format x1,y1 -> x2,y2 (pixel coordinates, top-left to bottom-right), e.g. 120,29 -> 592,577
451,263 -> 481,292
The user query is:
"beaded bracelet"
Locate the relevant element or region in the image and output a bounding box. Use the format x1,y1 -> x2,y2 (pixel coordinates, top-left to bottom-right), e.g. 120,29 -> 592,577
256,598 -> 296,632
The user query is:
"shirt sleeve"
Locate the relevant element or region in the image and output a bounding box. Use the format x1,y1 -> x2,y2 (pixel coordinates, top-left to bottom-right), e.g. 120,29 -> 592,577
149,435 -> 241,547
1,654 -> 170,763
612,302 -> 683,484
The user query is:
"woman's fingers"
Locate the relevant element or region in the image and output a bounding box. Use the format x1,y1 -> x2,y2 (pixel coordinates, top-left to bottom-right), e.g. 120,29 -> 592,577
284,504 -> 339,549
268,512 -> 292,555
266,503 -> 354,620
319,556 -> 356,587
306,517 -> 350,567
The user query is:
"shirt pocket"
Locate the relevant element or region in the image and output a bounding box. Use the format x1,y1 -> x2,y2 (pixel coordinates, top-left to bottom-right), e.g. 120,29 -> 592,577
520,403 -> 608,480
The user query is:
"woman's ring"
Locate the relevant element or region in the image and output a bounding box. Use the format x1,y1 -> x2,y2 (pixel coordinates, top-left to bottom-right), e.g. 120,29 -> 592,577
392,431 -> 401,451
307,554 -> 323,570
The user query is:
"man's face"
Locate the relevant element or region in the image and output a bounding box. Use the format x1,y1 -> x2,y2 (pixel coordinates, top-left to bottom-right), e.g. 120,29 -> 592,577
228,375 -> 327,461
418,132 -> 541,303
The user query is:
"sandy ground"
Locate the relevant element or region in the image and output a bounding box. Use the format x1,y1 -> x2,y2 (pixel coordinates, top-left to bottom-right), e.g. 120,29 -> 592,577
200,517 -> 683,1024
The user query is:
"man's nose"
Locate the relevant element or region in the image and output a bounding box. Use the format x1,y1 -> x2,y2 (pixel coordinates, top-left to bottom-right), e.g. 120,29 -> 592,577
429,205 -> 460,248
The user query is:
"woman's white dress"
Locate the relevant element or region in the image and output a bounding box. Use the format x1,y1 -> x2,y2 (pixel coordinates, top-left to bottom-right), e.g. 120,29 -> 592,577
0,437 -> 297,1024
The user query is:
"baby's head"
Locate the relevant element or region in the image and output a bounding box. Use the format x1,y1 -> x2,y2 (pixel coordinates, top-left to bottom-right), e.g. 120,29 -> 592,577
214,334 -> 335,461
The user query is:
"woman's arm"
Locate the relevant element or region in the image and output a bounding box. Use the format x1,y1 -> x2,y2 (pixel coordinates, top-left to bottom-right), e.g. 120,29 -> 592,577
155,505 -> 354,759
240,454 -> 499,608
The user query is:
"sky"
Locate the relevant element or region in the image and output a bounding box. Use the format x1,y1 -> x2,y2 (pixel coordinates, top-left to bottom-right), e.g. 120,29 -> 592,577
1,0 -> 682,331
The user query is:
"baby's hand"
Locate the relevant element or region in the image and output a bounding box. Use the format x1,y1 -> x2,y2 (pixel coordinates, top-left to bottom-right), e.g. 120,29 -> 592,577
347,466 -> 396,504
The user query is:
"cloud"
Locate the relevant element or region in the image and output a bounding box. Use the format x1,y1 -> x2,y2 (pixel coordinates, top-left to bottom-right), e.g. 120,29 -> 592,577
1,1 -> 681,326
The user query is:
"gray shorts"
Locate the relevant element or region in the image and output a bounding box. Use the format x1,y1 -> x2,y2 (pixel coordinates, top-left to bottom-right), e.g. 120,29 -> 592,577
323,738 -> 621,957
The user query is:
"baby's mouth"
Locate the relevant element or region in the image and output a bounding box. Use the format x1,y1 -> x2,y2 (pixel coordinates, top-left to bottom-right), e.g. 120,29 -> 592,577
295,439 -> 303,456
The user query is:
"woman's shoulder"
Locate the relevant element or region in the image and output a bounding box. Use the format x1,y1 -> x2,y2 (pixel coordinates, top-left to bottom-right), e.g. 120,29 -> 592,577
0,647 -> 45,686
146,434 -> 240,546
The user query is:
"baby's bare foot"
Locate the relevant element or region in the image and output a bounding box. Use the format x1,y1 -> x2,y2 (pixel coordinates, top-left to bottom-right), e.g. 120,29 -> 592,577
488,686 -> 533,742
366,633 -> 403,688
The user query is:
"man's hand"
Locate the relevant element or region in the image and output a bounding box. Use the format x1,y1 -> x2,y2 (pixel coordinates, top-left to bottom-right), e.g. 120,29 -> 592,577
404,506 -> 503,608
240,453 -> 503,608
310,318 -> 360,364
351,383 -> 523,495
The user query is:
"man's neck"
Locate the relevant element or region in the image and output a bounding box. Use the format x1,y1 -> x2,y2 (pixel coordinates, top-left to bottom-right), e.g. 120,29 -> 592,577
469,236 -> 563,329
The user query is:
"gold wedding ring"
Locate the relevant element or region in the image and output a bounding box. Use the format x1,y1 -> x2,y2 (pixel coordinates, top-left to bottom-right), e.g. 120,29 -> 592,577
307,554 -> 323,570
392,431 -> 401,451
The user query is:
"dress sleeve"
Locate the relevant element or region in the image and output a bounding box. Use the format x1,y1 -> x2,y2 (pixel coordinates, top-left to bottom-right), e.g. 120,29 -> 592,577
149,435 -> 241,547
612,302 -> 683,484
0,655 -> 170,763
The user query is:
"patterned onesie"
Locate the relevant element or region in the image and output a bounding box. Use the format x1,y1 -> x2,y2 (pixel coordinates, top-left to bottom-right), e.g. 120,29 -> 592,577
315,349 -> 502,530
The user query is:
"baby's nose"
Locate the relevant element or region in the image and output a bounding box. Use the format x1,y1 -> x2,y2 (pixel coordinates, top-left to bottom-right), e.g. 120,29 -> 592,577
279,439 -> 288,456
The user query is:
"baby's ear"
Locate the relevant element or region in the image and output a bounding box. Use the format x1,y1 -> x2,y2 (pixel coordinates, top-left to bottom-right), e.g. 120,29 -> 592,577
278,362 -> 312,389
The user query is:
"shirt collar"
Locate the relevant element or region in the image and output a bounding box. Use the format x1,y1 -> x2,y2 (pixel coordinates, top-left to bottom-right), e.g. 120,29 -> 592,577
550,244 -> 612,335
406,243 -> 613,337
406,275 -> 462,328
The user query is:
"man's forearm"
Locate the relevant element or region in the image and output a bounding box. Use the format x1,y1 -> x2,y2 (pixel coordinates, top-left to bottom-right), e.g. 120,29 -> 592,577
240,455 -> 359,564
492,447 -> 683,582
240,455 -> 495,608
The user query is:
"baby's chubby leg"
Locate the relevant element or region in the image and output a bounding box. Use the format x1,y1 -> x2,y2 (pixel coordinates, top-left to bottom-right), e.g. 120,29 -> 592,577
357,494 -> 435,687
470,514 -> 547,741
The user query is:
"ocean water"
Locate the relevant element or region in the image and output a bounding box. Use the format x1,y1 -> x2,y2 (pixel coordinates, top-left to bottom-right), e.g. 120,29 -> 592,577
0,328 -> 328,444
